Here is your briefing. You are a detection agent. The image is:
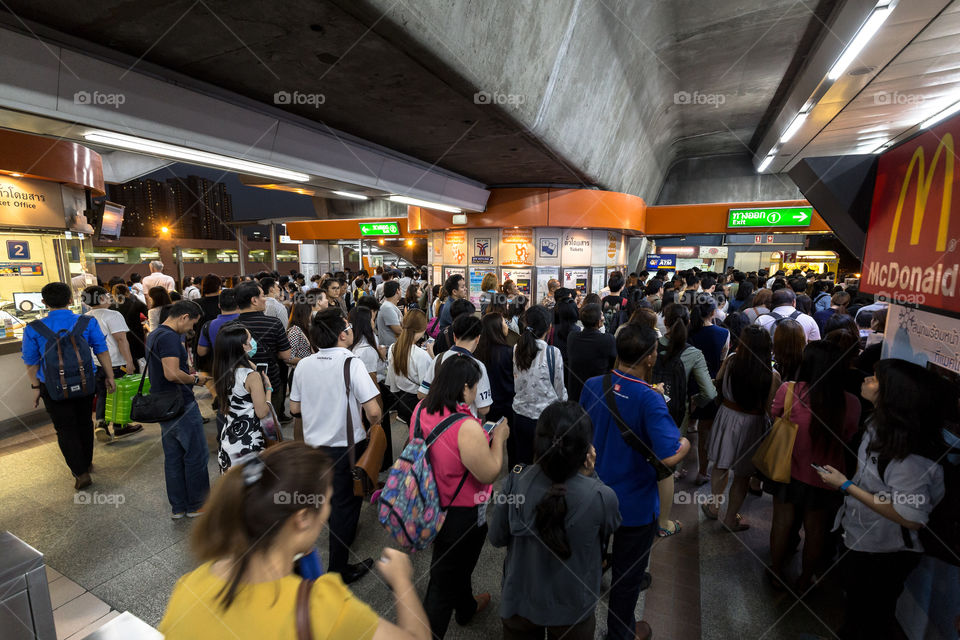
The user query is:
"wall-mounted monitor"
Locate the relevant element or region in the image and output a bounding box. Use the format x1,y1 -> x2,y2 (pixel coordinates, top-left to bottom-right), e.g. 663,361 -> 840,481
97,201 -> 125,241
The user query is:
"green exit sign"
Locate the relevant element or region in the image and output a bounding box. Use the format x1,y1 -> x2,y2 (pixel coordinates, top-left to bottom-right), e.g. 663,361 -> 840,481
727,206 -> 812,228
359,222 -> 399,236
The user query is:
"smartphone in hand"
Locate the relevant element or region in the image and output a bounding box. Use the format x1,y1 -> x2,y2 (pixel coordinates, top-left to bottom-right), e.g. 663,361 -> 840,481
810,463 -> 827,474
482,416 -> 506,434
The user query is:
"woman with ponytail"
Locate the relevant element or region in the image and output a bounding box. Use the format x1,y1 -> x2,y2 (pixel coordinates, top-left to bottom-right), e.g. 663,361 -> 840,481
512,305 -> 568,466
386,309 -> 435,424
159,442 -> 430,640
489,402 -> 620,640
655,303 -> 716,536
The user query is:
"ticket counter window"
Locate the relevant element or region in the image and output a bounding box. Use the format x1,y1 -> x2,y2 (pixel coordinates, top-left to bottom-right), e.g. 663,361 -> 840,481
0,230 -> 77,340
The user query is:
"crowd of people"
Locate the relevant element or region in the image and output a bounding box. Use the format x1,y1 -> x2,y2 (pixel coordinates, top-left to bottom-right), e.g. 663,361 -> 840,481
20,261 -> 957,640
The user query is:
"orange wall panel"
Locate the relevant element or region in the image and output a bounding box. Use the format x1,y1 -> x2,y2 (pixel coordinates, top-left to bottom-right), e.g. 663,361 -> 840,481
645,200 -> 830,235
547,189 -> 645,231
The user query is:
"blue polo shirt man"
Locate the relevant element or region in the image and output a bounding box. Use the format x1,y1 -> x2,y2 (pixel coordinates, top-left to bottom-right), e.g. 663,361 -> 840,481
580,324 -> 689,640
22,282 -> 114,489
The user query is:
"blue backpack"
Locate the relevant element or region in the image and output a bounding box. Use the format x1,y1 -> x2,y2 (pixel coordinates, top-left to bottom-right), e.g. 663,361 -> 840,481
378,406 -> 468,551
29,316 -> 97,401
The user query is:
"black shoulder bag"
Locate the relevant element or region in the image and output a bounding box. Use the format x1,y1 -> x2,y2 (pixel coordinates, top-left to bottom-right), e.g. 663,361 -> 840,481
130,336 -> 185,423
601,373 -> 673,481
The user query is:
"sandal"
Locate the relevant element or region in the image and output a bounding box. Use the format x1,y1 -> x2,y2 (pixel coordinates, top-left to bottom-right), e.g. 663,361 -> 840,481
700,503 -> 719,520
657,520 -> 682,537
723,513 -> 750,532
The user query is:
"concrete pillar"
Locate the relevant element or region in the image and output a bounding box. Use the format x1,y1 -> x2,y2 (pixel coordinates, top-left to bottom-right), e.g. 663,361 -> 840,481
205,249 -> 218,263
237,232 -> 246,276
270,224 -> 278,272
299,242 -> 319,279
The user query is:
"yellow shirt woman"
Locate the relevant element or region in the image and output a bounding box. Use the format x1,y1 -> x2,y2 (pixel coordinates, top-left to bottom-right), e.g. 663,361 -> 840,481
158,562 -> 379,640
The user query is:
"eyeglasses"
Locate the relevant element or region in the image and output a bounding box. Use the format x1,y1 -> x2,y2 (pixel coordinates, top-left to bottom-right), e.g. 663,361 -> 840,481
343,323 -> 353,333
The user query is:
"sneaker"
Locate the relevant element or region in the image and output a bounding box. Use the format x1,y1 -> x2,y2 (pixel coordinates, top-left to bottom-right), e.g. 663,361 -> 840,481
112,423 -> 144,440
186,509 -> 204,518
171,512 -> 186,520
94,422 -> 112,443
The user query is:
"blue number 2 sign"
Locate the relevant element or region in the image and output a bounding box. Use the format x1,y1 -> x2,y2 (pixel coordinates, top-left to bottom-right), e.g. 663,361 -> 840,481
6,241 -> 29,260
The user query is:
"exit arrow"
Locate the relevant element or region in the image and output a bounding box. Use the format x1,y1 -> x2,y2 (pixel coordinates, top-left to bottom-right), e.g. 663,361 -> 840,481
794,212 -> 808,223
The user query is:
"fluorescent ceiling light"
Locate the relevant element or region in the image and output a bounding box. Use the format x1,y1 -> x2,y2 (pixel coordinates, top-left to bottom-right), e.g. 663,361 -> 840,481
757,154 -> 775,173
779,111 -> 810,144
331,190 -> 369,200
827,4 -> 893,81
388,195 -> 462,213
83,130 -> 310,182
920,99 -> 960,130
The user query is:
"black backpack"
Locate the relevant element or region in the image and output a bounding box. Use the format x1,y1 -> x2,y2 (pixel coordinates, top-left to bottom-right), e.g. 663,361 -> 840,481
918,446 -> 960,566
651,343 -> 688,428
29,316 -> 97,401
602,296 -> 627,334
764,309 -> 801,337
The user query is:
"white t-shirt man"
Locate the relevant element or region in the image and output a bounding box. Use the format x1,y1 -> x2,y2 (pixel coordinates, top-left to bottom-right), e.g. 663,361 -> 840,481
756,305 -> 821,343
397,277 -> 413,297
86,308 -> 129,367
377,299 -> 402,348
418,346 -> 493,418
386,342 -> 433,394
290,347 -> 379,447
142,271 -> 176,292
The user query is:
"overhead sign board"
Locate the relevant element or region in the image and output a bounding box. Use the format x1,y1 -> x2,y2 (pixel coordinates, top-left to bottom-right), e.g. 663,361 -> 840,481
861,115 -> 960,314
359,222 -> 399,236
645,254 -> 676,269
727,206 -> 812,228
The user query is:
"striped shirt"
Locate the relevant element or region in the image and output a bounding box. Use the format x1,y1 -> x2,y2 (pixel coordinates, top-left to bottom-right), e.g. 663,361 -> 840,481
235,311 -> 291,387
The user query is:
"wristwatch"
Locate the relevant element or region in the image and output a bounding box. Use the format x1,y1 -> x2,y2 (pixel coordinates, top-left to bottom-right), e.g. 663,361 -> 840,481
193,374 -> 201,386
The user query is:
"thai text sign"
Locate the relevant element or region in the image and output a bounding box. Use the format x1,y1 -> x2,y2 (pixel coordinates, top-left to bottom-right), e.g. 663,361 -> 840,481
727,206 -> 812,228
861,115 -> 960,314
359,222 -> 399,236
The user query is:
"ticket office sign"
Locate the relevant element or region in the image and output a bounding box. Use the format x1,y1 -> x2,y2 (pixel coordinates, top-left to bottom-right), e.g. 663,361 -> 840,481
861,114 -> 960,314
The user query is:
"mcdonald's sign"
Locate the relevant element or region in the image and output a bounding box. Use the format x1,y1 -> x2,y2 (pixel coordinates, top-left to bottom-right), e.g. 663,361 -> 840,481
862,114 -> 960,314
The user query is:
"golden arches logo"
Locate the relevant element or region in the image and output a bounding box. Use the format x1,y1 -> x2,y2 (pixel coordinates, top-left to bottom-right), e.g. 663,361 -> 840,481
888,133 -> 954,252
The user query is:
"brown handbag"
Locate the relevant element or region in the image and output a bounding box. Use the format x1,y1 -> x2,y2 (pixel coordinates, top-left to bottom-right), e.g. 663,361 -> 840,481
343,358 -> 387,497
295,578 -> 315,640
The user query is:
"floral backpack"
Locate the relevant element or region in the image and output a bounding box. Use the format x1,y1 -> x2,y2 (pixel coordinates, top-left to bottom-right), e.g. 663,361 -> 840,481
378,406 -> 468,551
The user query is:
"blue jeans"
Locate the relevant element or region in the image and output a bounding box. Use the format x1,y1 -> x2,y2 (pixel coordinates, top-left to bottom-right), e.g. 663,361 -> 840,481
607,520 -> 657,640
159,400 -> 210,513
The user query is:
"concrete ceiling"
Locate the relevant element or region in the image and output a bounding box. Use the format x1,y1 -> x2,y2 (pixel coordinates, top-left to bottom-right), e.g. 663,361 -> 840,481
0,0 -> 837,198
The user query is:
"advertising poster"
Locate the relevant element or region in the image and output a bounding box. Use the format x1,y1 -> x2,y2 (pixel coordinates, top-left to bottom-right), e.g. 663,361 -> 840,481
562,229 -> 592,263
472,236 -> 494,264
537,266 -> 559,304
444,267 -> 465,283
433,265 -> 443,288
502,268 -> 532,298
444,230 -> 468,266
431,233 -> 444,263
861,112 -> 960,314
468,267 -> 496,305
563,268 -> 589,295
883,303 -> 960,376
592,267 -> 606,294
539,235 -> 559,258
500,228 -> 535,266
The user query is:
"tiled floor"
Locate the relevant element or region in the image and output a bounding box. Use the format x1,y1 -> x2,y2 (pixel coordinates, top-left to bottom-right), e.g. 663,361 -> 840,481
0,393 -> 854,639
46,565 -> 121,640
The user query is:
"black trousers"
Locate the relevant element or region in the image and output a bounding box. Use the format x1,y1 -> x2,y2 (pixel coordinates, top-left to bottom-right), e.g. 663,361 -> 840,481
840,548 -> 920,640
276,361 -> 289,416
378,383 -> 396,471
607,520 -> 657,640
502,612 -> 595,640
424,506 -> 487,639
40,384 -> 94,477
319,440 -> 368,574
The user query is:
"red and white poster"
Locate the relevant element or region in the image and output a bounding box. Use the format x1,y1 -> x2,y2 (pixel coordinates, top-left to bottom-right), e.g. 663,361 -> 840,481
861,113 -> 960,313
